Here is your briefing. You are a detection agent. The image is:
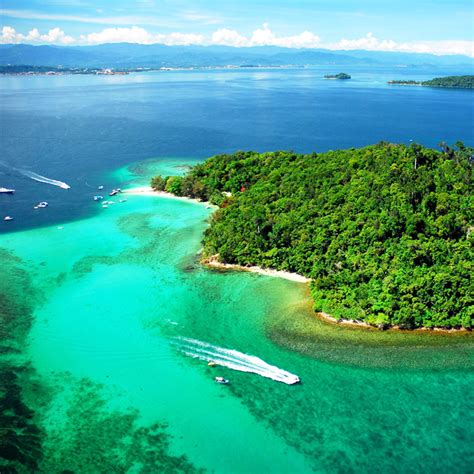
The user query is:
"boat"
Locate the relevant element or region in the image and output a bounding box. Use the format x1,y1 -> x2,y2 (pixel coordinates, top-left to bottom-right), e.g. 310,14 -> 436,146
208,361 -> 217,367
3,216 -> 13,221
98,185 -> 104,190
215,376 -> 229,384
109,188 -> 122,196
34,201 -> 48,209
119,199 -> 127,203
0,187 -> 15,194
93,195 -> 104,201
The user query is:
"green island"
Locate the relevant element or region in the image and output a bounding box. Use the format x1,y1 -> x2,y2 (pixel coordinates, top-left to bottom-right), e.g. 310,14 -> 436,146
151,142 -> 473,330
324,72 -> 351,79
388,75 -> 474,89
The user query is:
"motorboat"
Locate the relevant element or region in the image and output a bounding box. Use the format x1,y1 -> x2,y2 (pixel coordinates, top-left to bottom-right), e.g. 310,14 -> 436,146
0,187 -> 15,194
98,185 -> 104,190
94,195 -> 104,201
34,201 -> 48,209
208,361 -> 217,367
109,188 -> 122,196
4,216 -> 14,221
215,376 -> 229,384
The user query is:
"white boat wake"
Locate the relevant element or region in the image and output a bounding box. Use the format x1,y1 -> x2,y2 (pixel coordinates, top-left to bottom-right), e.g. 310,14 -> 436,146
173,337 -> 300,385
17,169 -> 70,189
0,161 -> 70,189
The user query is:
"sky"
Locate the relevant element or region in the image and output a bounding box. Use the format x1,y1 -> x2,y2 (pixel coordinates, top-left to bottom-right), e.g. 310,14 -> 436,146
1,0 -> 474,56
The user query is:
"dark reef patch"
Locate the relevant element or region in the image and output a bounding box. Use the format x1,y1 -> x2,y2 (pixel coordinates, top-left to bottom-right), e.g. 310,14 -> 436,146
0,249 -> 44,472
40,377 -> 204,473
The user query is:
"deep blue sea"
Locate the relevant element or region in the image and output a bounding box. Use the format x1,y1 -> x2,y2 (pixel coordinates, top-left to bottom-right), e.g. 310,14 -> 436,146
0,65 -> 473,231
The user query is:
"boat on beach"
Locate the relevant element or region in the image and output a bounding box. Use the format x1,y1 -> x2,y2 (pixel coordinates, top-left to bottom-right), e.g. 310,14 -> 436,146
215,376 -> 229,384
0,187 -> 15,194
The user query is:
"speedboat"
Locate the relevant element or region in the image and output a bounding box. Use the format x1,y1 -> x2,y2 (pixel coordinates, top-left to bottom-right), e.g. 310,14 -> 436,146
4,216 -> 13,221
0,187 -> 15,194
215,376 -> 229,384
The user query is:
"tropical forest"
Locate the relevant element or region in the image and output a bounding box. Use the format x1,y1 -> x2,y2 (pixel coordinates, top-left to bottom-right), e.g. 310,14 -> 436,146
151,142 -> 473,329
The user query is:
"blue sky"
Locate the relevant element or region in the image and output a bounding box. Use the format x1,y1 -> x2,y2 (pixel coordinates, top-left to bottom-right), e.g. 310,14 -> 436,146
1,0 -> 473,56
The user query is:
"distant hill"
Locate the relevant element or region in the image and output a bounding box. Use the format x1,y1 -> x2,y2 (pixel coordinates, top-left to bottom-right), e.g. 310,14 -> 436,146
0,43 -> 473,69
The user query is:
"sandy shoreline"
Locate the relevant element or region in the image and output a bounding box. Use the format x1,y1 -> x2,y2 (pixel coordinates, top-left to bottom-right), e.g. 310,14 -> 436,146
125,187 -> 309,283
316,311 -> 470,333
123,186 -> 216,208
202,256 -> 310,283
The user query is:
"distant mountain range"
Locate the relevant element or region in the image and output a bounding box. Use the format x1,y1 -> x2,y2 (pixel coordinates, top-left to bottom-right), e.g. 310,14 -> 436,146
1,43 -> 473,69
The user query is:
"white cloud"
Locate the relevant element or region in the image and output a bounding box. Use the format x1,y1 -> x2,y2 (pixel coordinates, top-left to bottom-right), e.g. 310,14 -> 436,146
329,32 -> 474,57
211,28 -> 248,47
41,27 -> 75,44
1,25 -> 74,45
80,27 -> 205,46
80,26 -> 153,44
1,24 -> 473,57
212,23 -> 320,48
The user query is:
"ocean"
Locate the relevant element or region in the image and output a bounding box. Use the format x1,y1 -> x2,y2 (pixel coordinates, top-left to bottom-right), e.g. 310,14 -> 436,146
0,66 -> 473,473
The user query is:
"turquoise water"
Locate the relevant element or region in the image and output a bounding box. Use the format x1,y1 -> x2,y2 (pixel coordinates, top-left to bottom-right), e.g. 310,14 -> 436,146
1,161 -> 473,472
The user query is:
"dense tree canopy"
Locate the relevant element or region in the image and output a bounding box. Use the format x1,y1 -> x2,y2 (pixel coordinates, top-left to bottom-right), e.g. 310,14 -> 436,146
389,75 -> 474,89
324,73 -> 351,79
152,143 -> 473,329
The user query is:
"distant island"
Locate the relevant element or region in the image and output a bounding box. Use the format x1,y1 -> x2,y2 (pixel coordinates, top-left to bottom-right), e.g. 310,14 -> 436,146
388,75 -> 474,89
151,142 -> 473,330
324,72 -> 351,79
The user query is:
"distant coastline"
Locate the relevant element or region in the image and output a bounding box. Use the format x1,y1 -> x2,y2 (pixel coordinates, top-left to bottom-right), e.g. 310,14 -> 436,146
0,64 -> 302,76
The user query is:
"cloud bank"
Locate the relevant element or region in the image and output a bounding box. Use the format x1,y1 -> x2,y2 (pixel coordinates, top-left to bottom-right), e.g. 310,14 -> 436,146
2,25 -> 74,45
1,24 -> 473,57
